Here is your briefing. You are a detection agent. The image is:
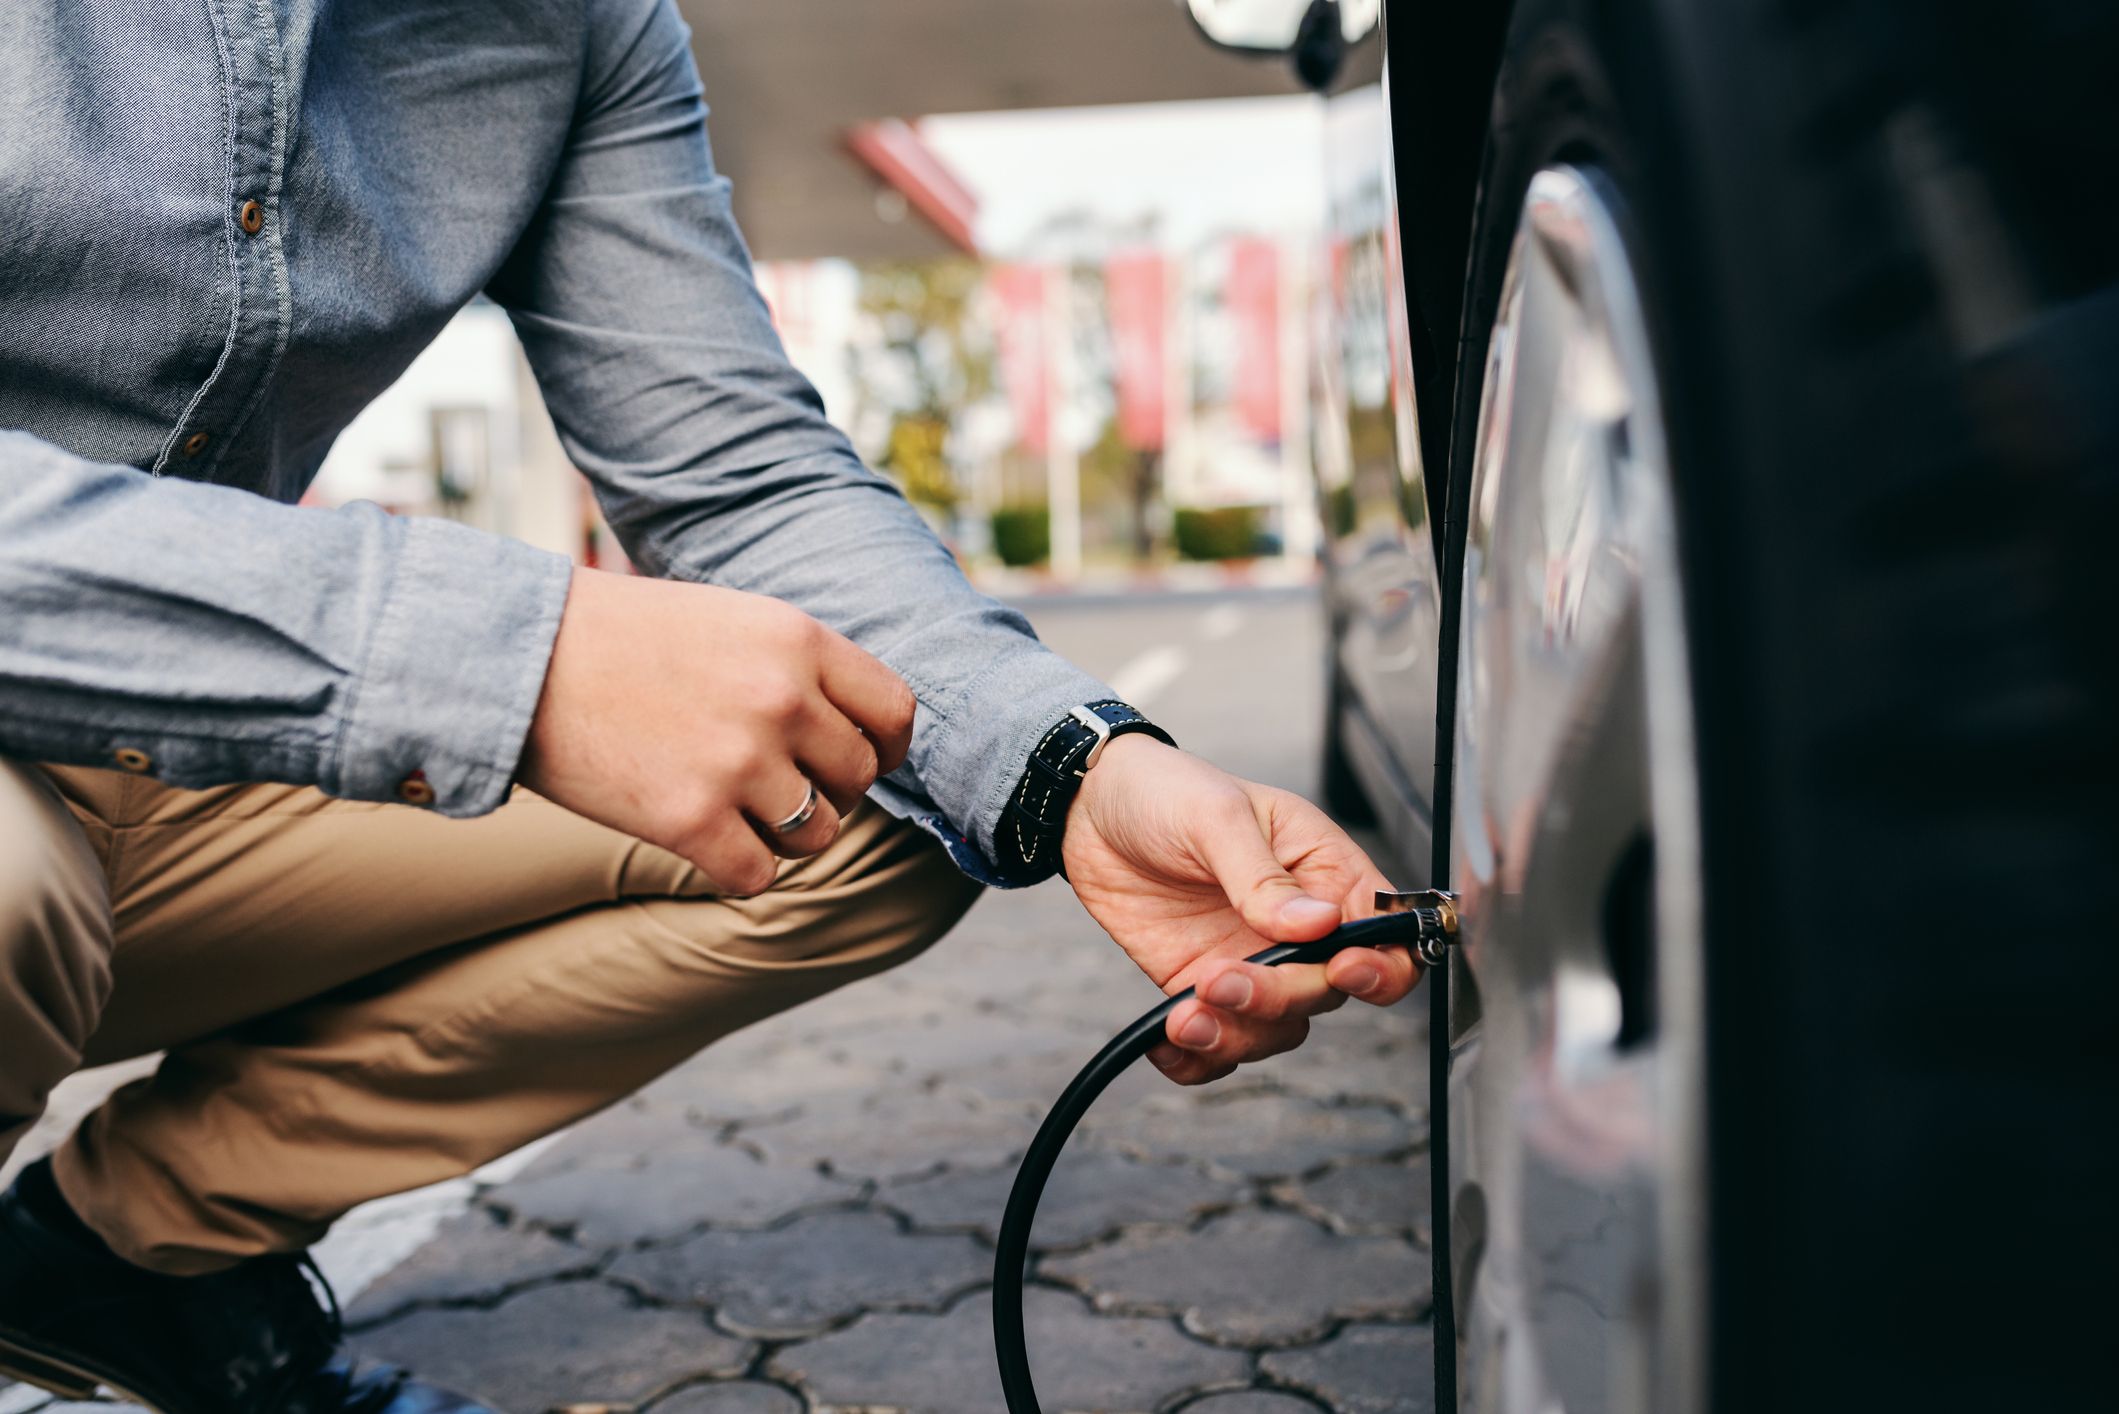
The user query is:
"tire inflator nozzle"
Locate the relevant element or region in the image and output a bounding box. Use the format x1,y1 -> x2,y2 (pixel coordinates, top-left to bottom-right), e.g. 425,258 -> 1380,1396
993,889 -> 1461,1413
1372,887 -> 1461,967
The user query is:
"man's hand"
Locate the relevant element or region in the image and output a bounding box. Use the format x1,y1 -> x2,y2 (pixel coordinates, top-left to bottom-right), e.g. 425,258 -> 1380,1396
1063,735 -> 1417,1085
519,568 -> 915,894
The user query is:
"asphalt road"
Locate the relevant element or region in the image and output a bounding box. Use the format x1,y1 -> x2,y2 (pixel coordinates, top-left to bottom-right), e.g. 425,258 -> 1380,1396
2,587 -> 1437,1414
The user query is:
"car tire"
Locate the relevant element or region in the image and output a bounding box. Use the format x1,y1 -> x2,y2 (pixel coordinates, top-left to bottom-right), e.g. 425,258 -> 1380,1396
1429,3 -> 2118,1412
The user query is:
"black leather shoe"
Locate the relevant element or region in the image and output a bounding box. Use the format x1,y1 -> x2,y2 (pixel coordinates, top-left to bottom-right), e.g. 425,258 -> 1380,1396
0,1159 -> 499,1412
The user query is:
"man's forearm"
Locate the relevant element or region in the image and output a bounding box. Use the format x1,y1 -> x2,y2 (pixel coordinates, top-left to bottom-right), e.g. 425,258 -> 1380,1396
483,0 -> 1111,880
624,449 -> 1114,878
0,429 -> 569,813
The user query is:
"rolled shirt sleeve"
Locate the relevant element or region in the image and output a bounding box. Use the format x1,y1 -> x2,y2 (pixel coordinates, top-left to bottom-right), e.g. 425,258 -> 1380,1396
0,429 -> 571,816
485,0 -> 1109,882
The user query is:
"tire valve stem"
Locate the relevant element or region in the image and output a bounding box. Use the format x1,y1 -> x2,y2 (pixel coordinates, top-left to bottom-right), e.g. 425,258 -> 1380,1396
1375,889 -> 1462,968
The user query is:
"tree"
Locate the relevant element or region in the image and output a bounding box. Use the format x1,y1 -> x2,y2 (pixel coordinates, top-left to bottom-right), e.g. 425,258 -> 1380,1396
848,260 -> 998,515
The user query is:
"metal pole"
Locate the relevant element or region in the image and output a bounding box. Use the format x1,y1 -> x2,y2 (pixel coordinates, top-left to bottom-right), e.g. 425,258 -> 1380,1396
1045,264 -> 1082,581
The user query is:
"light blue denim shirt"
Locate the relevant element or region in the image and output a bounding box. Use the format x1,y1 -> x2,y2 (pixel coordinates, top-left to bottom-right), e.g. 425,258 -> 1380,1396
0,0 -> 1109,883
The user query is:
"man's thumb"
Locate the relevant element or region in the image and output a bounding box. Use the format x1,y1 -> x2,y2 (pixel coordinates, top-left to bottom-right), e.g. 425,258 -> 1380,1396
1199,802 -> 1342,941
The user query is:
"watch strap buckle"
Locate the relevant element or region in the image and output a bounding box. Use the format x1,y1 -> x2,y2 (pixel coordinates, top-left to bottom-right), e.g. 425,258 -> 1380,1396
1067,705 -> 1114,772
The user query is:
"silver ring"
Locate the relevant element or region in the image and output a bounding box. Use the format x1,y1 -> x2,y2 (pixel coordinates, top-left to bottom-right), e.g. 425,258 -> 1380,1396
769,780 -> 819,834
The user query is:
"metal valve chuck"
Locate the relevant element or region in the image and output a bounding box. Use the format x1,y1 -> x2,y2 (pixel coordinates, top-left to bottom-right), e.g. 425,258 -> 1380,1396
1374,888 -> 1462,967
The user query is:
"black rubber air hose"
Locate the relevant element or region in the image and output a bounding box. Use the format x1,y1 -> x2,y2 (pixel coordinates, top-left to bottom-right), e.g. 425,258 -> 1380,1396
992,907 -> 1446,1412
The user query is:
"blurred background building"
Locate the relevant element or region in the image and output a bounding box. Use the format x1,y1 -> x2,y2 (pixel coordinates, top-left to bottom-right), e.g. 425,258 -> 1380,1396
308,0 -> 1340,588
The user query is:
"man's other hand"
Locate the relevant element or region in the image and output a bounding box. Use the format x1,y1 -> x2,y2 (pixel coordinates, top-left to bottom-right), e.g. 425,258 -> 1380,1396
519,568 -> 915,894
1062,735 -> 1415,1085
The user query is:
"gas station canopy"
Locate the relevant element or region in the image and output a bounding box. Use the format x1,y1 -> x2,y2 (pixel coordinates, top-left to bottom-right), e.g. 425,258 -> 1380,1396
676,0 -> 1303,261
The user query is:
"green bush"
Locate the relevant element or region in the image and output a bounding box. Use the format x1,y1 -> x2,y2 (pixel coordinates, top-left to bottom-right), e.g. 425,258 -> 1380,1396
1326,482 -> 1357,538
883,416 -> 959,512
1172,505 -> 1264,562
991,504 -> 1051,567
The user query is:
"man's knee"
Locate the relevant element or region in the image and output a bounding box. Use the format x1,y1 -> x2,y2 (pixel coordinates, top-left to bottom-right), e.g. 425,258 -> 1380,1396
322,810 -> 980,1080
640,806 -> 982,979
0,762 -> 115,1124
848,843 -> 983,974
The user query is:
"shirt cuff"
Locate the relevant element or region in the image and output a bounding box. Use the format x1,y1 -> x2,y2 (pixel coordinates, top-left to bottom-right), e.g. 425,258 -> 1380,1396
327,515 -> 572,816
890,645 -> 1112,886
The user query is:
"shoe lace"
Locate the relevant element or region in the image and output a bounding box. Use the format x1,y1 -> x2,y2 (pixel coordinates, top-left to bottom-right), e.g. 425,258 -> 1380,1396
296,1252 -> 344,1343
224,1251 -> 347,1411
276,1255 -> 413,1413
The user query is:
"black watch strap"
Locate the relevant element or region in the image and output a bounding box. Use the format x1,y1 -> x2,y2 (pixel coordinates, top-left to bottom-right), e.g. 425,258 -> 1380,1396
997,699 -> 1175,885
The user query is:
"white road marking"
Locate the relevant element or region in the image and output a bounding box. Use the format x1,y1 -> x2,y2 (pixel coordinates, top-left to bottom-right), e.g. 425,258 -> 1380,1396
1200,603 -> 1246,641
311,1131 -> 562,1299
1106,644 -> 1187,707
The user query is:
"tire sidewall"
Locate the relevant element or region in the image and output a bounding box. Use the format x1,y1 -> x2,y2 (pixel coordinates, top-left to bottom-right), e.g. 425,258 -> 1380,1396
1436,2 -> 2119,1410
1434,1 -> 1804,1407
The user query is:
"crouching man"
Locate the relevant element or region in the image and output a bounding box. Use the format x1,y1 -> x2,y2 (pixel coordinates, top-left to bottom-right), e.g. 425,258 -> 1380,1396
0,2 -> 1416,1409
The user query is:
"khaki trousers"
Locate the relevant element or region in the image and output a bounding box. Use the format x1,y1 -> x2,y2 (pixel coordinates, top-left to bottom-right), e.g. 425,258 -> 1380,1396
0,758 -> 978,1276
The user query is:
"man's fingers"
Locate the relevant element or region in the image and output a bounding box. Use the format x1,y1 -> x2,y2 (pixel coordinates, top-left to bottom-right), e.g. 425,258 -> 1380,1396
747,765 -> 843,858
1193,796 -> 1344,943
816,634 -> 916,775
1164,998 -> 1309,1069
797,705 -> 883,815
1325,945 -> 1422,1007
1193,959 -> 1348,1022
672,812 -> 779,897
1147,1043 -> 1237,1087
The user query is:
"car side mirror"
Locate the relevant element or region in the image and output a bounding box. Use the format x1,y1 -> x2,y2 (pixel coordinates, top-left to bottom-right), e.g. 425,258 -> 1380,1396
1183,0 -> 1380,91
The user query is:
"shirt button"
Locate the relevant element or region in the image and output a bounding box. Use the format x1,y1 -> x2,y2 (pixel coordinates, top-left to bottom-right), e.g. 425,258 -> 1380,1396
396,772 -> 437,807
239,199 -> 264,235
182,431 -> 210,457
112,747 -> 153,774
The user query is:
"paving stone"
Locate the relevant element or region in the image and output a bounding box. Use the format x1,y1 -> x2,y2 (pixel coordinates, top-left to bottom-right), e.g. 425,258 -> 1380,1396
991,969 -> 1181,1042
493,1141 -> 855,1245
630,1040 -> 867,1129
789,1007 -> 1090,1081
348,1212 -> 598,1322
648,1383 -> 805,1413
771,1286 -> 1248,1414
776,973 -> 972,1032
1085,1090 -> 1417,1180
315,1174 -> 486,1300
354,1281 -> 752,1412
934,1040 -> 1170,1116
732,1088 -> 1038,1183
1176,1393 -> 1328,1413
928,926 -> 1167,1032
884,1150 -> 1248,1249
537,1096 -> 731,1161
1260,1323 -> 1435,1413
1272,1033 -> 1428,1112
1043,1208 -> 1431,1345
1269,1155 -> 1431,1240
1080,1073 -> 1290,1147
608,1209 -> 988,1338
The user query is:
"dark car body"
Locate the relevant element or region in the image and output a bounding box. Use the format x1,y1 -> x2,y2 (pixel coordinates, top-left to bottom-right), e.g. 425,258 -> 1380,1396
1311,0 -> 1512,877
1303,2 -> 2119,1411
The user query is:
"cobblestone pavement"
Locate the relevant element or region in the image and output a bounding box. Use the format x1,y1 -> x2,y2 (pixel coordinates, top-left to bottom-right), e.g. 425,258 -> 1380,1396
2,589 -> 1436,1413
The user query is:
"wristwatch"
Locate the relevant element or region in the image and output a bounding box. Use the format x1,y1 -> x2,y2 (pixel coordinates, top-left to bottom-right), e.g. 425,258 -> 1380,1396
997,699 -> 1175,885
